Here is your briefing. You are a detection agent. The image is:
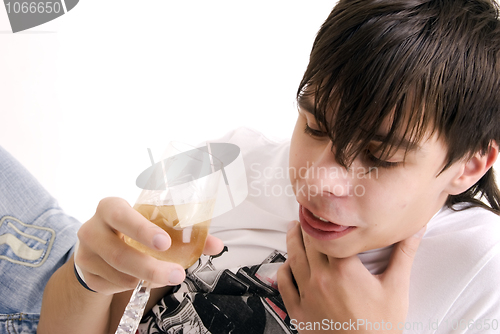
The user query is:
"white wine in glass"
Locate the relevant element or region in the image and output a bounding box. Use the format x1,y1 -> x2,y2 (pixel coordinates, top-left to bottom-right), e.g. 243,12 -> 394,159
115,142 -> 222,334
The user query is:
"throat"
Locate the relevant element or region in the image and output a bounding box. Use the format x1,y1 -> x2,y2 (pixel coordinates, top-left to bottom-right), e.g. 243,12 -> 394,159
357,245 -> 393,275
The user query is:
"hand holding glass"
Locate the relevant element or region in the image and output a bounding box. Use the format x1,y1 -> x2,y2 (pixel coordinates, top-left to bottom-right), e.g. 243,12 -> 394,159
115,142 -> 222,334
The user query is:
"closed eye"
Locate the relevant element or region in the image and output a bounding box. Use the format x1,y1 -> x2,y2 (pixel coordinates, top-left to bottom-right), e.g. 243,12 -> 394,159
304,123 -> 328,138
365,150 -> 402,168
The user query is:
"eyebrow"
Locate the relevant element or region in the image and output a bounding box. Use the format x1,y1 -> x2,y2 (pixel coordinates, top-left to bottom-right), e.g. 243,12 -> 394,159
371,134 -> 420,152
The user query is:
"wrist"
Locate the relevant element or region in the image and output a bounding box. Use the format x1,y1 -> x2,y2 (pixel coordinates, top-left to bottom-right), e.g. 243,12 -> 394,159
73,262 -> 97,293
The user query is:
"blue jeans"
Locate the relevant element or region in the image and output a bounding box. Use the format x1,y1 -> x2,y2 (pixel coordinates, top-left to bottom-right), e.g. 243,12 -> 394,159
0,146 -> 80,333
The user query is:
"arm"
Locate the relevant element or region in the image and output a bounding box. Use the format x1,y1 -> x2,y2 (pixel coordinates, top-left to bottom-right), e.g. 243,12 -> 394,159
39,255 -> 174,334
38,255 -> 114,333
38,197 -> 223,334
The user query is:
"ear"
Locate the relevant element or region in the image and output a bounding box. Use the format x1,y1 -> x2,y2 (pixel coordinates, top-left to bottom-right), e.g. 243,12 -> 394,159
447,141 -> 499,195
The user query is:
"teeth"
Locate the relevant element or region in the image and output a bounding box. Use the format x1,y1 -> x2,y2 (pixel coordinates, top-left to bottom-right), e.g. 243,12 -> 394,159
312,213 -> 330,222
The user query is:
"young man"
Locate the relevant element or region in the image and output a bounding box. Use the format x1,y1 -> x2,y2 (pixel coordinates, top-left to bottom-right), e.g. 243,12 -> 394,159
37,0 -> 499,333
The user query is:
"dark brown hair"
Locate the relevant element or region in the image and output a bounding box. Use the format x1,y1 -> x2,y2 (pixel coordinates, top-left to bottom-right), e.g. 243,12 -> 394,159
298,0 -> 500,213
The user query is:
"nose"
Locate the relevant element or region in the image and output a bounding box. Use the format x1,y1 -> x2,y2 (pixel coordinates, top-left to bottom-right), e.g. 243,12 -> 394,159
304,144 -> 356,198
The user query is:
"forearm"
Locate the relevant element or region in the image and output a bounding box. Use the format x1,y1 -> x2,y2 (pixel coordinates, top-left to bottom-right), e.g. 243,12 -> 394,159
38,255 -> 114,334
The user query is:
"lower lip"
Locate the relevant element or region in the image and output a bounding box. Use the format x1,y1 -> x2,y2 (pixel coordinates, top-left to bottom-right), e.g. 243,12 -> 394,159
299,205 -> 355,241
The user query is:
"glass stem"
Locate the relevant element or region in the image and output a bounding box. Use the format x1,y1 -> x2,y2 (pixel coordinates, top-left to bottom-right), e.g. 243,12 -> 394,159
114,280 -> 151,334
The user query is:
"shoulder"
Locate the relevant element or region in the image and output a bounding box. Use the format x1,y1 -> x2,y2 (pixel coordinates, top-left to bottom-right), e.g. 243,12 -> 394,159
409,206 -> 500,323
420,205 -> 500,278
208,127 -> 289,148
427,205 -> 500,244
431,207 -> 500,322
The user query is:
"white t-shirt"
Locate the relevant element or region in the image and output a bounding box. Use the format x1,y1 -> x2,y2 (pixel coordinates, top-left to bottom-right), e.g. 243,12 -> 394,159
139,127 -> 500,334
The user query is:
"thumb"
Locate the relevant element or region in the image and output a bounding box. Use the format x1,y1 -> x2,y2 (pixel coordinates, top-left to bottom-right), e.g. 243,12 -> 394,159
383,225 -> 426,289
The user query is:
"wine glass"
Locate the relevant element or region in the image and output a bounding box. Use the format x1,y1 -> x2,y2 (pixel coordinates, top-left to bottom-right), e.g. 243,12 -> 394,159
115,142 -> 223,334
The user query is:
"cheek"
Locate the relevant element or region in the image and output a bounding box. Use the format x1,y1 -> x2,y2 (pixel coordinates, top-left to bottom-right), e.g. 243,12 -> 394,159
357,171 -> 421,225
363,172 -> 434,237
289,119 -> 309,183
364,169 -> 414,200
288,146 -> 309,195
288,144 -> 299,185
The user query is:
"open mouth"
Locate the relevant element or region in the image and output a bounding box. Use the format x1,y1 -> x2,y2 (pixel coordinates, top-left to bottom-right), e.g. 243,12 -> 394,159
299,205 -> 355,240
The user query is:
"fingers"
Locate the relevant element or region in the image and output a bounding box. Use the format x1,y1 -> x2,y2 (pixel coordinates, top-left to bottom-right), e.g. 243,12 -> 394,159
301,233 -> 329,268
287,221 -> 330,272
277,261 -> 300,313
84,224 -> 184,284
96,197 -> 171,252
76,197 -> 187,294
203,234 -> 224,255
384,225 -> 426,289
285,222 -> 311,283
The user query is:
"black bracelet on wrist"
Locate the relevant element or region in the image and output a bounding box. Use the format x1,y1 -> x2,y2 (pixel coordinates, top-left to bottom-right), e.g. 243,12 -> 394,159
73,263 -> 97,293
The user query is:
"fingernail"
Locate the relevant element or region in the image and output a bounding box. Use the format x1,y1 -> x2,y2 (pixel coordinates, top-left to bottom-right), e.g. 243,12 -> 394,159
413,226 -> 426,238
287,221 -> 299,231
169,269 -> 185,285
153,234 -> 171,250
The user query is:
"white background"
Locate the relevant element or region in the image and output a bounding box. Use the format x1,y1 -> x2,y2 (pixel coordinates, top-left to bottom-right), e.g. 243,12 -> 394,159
1,1 -> 498,224
0,1 -> 337,223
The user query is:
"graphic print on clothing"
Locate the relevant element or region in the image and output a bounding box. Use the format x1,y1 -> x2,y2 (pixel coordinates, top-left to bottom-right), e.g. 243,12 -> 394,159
139,249 -> 296,334
0,215 -> 56,267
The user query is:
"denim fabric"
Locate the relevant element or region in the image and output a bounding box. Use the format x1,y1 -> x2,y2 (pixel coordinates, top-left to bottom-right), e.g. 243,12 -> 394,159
0,314 -> 39,334
0,146 -> 81,333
